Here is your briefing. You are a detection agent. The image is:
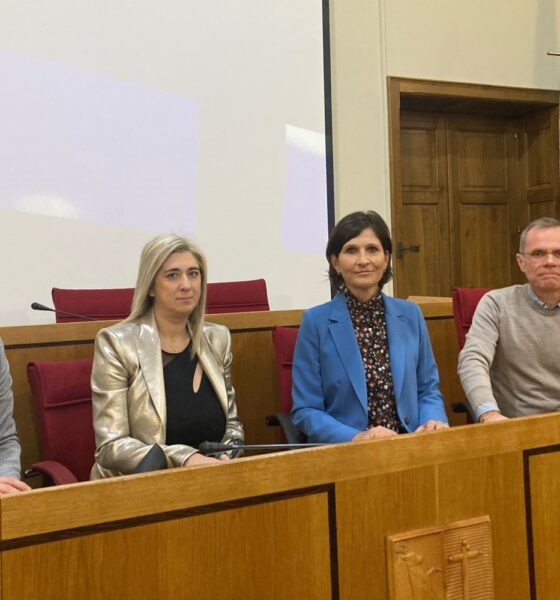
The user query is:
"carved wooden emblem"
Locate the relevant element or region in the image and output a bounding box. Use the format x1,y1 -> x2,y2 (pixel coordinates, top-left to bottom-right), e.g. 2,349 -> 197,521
386,516 -> 494,599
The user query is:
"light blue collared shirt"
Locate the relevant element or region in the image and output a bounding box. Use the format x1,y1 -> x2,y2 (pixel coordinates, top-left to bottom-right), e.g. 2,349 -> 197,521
527,286 -> 560,312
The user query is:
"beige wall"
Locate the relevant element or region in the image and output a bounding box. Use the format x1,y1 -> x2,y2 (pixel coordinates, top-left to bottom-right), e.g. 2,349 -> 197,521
330,0 -> 560,222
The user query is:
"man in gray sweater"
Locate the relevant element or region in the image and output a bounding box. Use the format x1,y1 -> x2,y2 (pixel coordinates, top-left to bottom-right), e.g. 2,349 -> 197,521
0,339 -> 30,494
458,217 -> 560,423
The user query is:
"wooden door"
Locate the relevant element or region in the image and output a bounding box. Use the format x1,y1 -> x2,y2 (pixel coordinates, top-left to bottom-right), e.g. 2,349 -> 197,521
519,107 -> 560,225
393,112 -> 452,298
447,114 -> 520,288
392,102 -> 559,297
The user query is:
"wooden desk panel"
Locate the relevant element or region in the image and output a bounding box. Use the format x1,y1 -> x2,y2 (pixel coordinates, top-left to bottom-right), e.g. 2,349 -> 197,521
0,415 -> 559,598
526,449 -> 560,598
2,491 -> 332,600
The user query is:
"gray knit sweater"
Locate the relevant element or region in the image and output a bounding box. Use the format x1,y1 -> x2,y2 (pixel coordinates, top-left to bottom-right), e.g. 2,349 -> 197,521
458,284 -> 560,418
0,339 -> 22,478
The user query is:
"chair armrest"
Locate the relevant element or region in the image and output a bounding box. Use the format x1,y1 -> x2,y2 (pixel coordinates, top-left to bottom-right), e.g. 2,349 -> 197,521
24,460 -> 79,486
265,412 -> 307,445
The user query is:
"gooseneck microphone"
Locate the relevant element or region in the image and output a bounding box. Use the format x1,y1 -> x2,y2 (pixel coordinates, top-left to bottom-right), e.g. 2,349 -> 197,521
31,302 -> 98,321
198,440 -> 327,456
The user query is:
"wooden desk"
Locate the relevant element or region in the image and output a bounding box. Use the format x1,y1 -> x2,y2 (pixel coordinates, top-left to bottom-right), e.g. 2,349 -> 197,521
0,300 -> 465,475
1,414 -> 559,599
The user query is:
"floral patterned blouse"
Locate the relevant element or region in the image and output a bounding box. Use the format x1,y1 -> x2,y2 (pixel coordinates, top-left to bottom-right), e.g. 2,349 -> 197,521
345,289 -> 403,433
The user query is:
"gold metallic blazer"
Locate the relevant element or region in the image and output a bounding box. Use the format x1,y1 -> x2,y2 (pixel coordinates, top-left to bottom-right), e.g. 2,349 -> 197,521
90,310 -> 244,479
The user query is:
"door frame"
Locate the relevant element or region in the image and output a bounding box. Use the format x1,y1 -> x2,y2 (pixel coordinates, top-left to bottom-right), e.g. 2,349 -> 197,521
387,77 -> 560,297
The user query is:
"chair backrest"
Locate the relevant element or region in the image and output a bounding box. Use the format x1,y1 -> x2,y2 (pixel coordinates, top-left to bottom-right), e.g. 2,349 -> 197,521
452,287 -> 492,349
27,359 -> 95,482
51,287 -> 134,323
206,279 -> 270,314
271,326 -> 299,414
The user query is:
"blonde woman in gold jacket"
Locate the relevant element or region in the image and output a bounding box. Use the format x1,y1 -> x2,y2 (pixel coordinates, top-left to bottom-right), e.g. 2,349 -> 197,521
90,234 -> 244,479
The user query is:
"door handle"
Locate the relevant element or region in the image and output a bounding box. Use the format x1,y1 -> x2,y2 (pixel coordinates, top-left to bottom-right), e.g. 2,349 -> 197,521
396,241 -> 421,259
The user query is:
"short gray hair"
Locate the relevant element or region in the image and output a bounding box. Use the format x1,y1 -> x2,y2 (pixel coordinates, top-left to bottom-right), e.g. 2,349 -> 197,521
519,217 -> 560,252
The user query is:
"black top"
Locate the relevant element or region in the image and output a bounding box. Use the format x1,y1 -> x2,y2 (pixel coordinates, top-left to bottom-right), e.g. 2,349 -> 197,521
163,344 -> 226,448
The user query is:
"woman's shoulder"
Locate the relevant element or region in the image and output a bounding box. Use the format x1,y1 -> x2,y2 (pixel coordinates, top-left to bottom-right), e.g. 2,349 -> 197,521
202,321 -> 230,342
382,294 -> 423,317
94,319 -> 142,345
201,321 -> 231,359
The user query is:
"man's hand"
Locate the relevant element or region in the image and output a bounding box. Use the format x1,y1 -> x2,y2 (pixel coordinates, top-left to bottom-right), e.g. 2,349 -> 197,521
479,410 -> 508,423
0,477 -> 31,495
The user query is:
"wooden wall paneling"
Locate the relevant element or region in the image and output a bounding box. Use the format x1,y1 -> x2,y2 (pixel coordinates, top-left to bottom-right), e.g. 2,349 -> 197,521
336,466 -> 437,600
5,416 -> 557,542
437,453 -> 530,598
228,328 -> 283,446
2,492 -> 332,600
422,313 -> 466,427
2,414 -> 560,597
525,448 -> 560,599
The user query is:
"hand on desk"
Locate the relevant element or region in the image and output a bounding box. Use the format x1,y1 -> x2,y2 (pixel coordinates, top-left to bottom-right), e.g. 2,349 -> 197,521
415,420 -> 449,433
479,410 -> 508,424
184,452 -> 230,467
0,476 -> 31,495
352,426 -> 398,442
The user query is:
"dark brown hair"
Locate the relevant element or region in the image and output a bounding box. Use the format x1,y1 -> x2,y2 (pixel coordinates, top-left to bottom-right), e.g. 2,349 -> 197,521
326,211 -> 393,291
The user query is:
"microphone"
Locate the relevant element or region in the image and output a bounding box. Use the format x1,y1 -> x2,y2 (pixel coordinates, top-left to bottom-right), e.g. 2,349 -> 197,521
31,302 -> 98,322
198,440 -> 327,456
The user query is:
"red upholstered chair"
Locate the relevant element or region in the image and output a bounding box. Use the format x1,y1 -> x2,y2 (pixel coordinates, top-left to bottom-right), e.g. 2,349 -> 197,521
451,287 -> 492,421
26,359 -> 95,485
452,287 -> 492,349
205,279 -> 269,314
267,326 -> 306,444
51,287 -> 134,323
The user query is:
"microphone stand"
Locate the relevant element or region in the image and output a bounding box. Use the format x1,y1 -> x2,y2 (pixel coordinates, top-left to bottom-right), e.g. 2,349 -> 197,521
31,302 -> 98,321
198,441 -> 328,456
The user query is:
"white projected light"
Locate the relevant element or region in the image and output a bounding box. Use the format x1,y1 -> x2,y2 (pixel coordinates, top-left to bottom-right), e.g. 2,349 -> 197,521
0,1 -> 331,324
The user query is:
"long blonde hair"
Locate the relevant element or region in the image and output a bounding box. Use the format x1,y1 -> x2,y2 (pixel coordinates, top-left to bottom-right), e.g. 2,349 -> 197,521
127,234 -> 208,354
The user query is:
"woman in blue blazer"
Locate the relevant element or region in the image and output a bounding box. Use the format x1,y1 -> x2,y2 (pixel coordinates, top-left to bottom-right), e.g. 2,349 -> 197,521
291,211 -> 448,443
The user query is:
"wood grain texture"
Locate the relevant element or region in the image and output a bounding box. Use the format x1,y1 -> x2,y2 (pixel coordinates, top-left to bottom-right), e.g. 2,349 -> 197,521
526,450 -> 560,598
438,453 -> 529,598
2,492 -> 332,600
388,77 -> 559,298
2,413 -> 560,540
337,467 -> 438,599
1,414 -> 560,599
393,111 -> 451,298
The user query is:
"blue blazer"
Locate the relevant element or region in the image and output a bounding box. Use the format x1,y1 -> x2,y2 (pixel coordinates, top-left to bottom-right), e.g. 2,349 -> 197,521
291,292 -> 447,442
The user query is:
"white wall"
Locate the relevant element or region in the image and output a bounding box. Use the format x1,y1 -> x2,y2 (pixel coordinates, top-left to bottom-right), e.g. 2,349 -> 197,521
330,0 -> 560,220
